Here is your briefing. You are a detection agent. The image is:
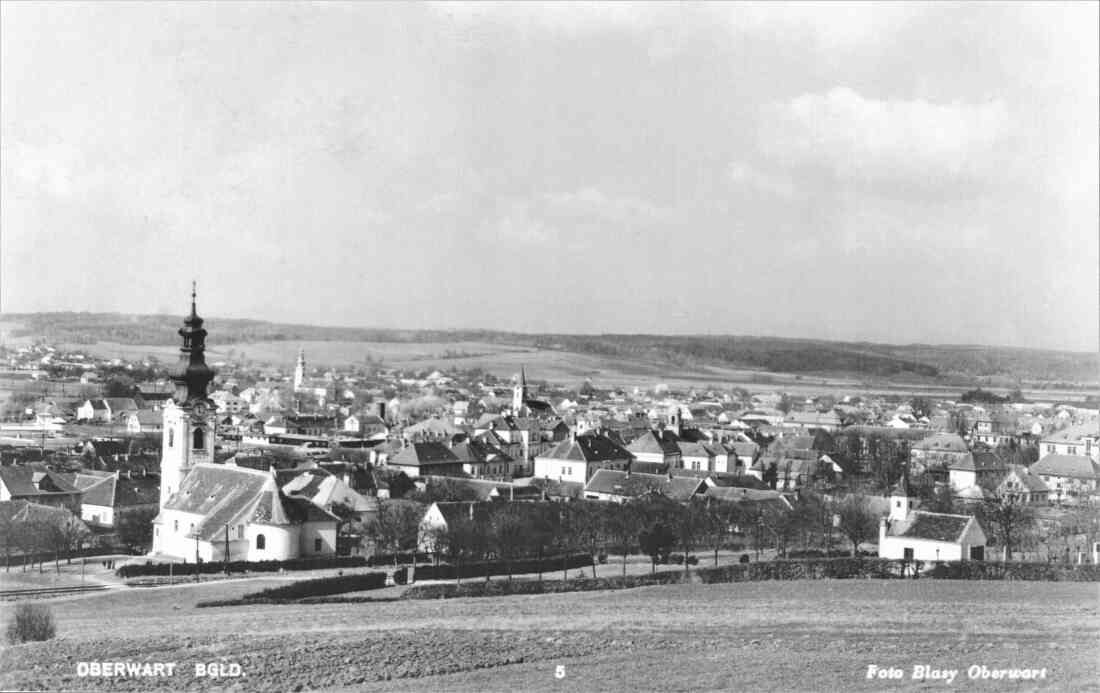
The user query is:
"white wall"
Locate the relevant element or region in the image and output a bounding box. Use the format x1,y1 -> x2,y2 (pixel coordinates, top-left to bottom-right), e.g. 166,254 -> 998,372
82,503 -> 114,527
245,524 -> 299,561
299,521 -> 337,556
533,457 -> 587,485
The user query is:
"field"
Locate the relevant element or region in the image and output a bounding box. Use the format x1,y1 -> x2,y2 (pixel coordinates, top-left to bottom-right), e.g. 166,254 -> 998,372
0,578 -> 1096,692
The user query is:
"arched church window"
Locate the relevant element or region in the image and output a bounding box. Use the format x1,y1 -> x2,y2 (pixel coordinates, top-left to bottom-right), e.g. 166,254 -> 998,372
256,534 -> 266,550
168,429 -> 174,447
193,428 -> 204,450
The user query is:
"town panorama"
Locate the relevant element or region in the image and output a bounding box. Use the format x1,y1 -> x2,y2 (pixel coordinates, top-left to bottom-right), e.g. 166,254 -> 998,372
1,2 -> 1097,692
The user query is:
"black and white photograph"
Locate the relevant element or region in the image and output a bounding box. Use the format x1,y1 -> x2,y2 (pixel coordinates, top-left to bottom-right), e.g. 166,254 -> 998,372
0,2 -> 1097,691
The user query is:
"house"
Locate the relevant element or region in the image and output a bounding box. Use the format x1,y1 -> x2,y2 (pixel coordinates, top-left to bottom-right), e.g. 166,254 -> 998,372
0,466 -> 83,513
703,485 -> 793,511
1028,454 -> 1100,503
909,433 -> 970,477
125,409 -> 164,434
152,462 -> 339,562
533,432 -> 634,485
878,483 -> 987,562
449,440 -> 514,479
948,451 -> 1007,491
1038,423 -> 1099,462
781,410 -> 841,432
626,429 -> 684,469
76,399 -> 111,422
343,413 -> 389,439
417,500 -> 495,552
279,467 -> 379,521
386,442 -> 464,478
995,465 -> 1049,504
582,469 -> 706,503
65,469 -> 159,528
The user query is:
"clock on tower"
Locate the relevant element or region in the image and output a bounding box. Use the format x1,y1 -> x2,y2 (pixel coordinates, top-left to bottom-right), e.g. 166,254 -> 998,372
159,283 -> 217,511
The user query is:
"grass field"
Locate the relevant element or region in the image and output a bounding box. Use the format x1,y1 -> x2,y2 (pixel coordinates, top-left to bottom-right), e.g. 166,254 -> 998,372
0,578 -> 1096,692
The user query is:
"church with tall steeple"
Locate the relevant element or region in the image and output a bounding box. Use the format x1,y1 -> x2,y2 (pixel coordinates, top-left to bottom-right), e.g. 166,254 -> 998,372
151,285 -> 339,561
158,282 -> 217,510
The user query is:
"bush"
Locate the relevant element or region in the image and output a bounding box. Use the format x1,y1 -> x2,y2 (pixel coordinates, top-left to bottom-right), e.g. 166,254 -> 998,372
413,554 -> 592,581
248,572 -> 387,601
739,554 -> 750,564
686,555 -> 699,566
6,603 -> 56,644
116,555 -> 367,578
927,561 -> 1100,581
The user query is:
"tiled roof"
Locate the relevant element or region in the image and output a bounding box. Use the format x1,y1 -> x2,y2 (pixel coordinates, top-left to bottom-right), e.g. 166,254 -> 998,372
390,442 -> 461,467
1030,454 -> 1100,480
0,466 -> 80,498
540,433 -> 634,463
892,511 -> 973,542
583,469 -> 704,502
952,451 -> 1007,472
912,433 -> 969,453
626,430 -> 682,456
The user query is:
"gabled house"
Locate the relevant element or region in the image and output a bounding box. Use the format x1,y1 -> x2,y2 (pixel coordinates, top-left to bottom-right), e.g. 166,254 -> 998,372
626,429 -> 683,469
1038,423 -> 1099,462
878,483 -> 987,562
1028,454 -> 1100,502
533,432 -> 634,485
0,466 -> 82,513
948,451 -> 1007,491
995,465 -> 1048,504
387,442 -> 464,478
65,469 -> 159,528
449,440 -> 514,479
125,409 -> 164,434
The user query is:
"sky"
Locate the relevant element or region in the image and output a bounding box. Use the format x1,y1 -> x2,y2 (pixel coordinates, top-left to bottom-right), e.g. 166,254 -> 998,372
2,2 -> 1097,351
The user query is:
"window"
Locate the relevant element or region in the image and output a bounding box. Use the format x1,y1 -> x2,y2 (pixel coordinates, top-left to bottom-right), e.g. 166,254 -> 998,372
173,520 -> 178,532
193,428 -> 205,450
314,538 -> 322,552
237,525 -> 244,539
168,429 -> 174,447
256,534 -> 266,550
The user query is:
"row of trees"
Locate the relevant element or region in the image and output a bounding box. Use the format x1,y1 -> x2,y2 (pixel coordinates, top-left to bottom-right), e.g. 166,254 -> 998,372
363,493 -> 884,584
0,509 -> 91,572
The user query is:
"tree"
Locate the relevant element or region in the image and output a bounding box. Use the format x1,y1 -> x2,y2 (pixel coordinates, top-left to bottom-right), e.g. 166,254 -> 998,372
836,495 -> 878,557
489,504 -> 530,582
909,397 -> 933,420
365,501 -> 423,570
605,502 -> 640,576
570,501 -> 608,579
972,493 -> 1034,561
674,500 -> 709,575
116,507 -> 158,553
702,500 -> 735,566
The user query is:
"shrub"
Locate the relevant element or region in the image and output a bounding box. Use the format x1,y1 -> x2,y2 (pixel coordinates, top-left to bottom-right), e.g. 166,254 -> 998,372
116,555 -> 367,578
246,572 -> 387,601
597,553 -> 608,564
739,554 -> 750,564
413,553 -> 591,581
6,603 -> 56,644
686,555 -> 699,566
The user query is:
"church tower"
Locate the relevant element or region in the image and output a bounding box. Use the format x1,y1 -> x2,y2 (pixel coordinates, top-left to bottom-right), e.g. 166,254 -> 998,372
512,366 -> 528,415
159,283 -> 217,511
294,348 -> 306,392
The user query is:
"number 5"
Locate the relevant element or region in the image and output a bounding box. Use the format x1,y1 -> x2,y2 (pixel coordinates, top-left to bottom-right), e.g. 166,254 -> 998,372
555,665 -> 566,679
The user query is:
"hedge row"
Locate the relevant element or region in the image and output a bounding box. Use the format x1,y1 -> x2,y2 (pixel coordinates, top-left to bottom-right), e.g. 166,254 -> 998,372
403,572 -> 685,599
926,561 -> 1100,581
197,571 -> 389,607
413,553 -> 593,581
249,572 -> 388,600
116,555 -> 367,578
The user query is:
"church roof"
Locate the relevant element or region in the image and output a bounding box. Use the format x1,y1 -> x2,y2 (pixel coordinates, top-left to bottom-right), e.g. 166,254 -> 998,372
161,463 -> 298,542
539,433 -> 634,464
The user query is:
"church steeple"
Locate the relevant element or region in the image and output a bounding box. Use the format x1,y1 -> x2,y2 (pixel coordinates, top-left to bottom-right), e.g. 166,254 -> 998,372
171,282 -> 215,406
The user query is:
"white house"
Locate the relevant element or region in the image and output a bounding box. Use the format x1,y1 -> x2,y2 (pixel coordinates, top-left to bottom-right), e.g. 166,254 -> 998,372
1028,454 -> 1100,503
1038,423 -> 1098,461
878,484 -> 987,562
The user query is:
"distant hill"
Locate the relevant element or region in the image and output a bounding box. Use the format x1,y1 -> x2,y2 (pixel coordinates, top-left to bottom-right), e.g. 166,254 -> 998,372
2,312 -> 1096,386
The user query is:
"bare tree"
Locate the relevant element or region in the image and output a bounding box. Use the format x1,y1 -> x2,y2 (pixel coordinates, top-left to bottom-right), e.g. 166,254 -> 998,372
836,495 -> 878,557
973,493 -> 1034,561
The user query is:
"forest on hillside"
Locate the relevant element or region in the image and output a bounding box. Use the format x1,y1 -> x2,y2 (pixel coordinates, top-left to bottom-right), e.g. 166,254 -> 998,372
2,312 -> 1095,385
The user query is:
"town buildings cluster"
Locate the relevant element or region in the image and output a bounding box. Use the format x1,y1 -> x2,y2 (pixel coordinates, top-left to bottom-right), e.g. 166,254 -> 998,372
1,292 -> 1098,567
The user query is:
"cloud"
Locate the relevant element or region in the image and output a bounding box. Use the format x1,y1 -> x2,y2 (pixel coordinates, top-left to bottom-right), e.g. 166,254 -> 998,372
759,87 -> 1017,196
727,161 -> 795,199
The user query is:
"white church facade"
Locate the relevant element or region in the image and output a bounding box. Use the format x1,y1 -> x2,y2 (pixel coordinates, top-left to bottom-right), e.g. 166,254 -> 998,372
151,286 -> 338,562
